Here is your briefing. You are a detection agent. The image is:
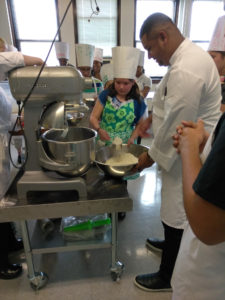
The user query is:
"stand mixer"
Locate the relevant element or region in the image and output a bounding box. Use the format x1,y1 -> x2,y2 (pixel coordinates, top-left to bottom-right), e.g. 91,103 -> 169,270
8,66 -> 97,200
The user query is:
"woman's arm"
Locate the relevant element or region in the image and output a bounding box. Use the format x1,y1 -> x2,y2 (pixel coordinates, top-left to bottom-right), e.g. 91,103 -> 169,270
23,55 -> 44,66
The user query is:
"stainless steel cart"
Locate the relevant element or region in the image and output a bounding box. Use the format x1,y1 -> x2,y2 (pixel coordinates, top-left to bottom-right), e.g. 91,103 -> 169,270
0,167 -> 132,290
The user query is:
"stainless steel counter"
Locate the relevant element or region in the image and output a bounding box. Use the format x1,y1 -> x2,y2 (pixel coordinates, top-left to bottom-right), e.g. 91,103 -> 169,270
0,166 -> 132,289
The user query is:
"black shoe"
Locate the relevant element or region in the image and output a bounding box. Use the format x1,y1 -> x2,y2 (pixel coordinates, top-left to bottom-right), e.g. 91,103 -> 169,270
146,238 -> 165,252
0,264 -> 22,280
134,272 -> 172,292
118,212 -> 126,221
9,239 -> 24,253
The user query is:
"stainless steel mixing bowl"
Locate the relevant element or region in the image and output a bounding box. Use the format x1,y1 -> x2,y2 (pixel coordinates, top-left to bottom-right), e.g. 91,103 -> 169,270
94,144 -> 149,178
41,127 -> 96,176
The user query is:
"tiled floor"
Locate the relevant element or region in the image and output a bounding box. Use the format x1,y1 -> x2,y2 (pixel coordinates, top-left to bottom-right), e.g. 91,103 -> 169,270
0,138 -> 172,300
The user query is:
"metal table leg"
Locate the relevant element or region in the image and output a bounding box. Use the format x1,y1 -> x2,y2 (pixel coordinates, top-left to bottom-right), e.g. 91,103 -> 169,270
20,220 -> 48,290
110,212 -> 124,281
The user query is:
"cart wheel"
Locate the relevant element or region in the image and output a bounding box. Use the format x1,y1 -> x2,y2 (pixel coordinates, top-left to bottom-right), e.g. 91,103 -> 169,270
29,272 -> 48,290
111,271 -> 121,282
110,261 -> 124,282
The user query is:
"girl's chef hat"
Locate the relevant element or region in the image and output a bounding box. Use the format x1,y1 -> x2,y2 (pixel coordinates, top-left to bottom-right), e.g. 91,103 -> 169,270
75,44 -> 95,67
94,48 -> 103,63
112,46 -> 140,79
208,16 -> 225,51
138,51 -> 145,67
54,42 -> 69,59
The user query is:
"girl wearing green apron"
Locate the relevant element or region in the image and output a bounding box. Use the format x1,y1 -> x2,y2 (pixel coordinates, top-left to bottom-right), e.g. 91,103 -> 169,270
90,78 -> 147,146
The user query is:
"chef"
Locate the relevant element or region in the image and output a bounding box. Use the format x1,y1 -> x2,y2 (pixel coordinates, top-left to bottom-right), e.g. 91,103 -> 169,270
0,51 -> 43,280
134,12 -> 222,292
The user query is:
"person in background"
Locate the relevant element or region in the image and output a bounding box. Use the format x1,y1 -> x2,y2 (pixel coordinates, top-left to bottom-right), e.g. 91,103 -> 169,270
100,61 -> 114,89
133,13 -> 221,292
92,47 -> 103,81
208,15 -> 225,112
135,50 -> 152,99
75,43 -> 103,100
171,116 -> 225,300
135,50 -> 151,144
54,41 -> 71,66
0,51 -> 43,280
75,44 -> 103,127
90,46 -> 146,146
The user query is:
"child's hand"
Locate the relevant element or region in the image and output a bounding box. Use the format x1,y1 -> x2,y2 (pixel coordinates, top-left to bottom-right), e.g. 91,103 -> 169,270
98,128 -> 110,141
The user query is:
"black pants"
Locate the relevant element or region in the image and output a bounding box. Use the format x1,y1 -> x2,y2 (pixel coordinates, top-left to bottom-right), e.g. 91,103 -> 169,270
158,222 -> 183,283
0,222 -> 17,268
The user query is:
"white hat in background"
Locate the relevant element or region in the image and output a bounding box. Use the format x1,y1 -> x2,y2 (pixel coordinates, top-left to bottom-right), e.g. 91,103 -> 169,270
54,42 -> 70,59
75,44 -> 95,67
138,50 -> 145,67
208,16 -> 225,51
112,46 -> 140,79
100,62 -> 114,86
94,48 -> 103,63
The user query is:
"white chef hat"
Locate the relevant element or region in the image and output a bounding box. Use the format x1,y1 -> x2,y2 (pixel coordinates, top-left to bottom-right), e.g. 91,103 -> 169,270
54,42 -> 70,59
94,48 -> 103,63
138,50 -> 145,67
208,16 -> 225,52
100,62 -> 114,86
112,46 -> 140,79
75,44 -> 95,67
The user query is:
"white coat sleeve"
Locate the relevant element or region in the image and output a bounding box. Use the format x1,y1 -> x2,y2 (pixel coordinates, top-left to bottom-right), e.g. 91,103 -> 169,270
0,52 -> 25,81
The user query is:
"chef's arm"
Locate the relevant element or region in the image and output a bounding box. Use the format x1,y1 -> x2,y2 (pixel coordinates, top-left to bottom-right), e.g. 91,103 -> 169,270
136,114 -> 152,138
23,55 -> 44,66
179,126 -> 225,245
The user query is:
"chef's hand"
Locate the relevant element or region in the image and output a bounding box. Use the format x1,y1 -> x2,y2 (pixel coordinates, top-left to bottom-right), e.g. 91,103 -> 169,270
133,151 -> 154,173
136,115 -> 152,138
98,128 -> 111,141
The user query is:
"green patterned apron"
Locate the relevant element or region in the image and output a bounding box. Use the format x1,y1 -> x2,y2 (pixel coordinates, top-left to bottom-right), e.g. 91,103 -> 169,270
99,96 -> 135,146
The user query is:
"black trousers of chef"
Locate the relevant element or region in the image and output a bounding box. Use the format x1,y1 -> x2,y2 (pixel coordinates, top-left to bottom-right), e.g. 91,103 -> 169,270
0,222 -> 18,268
158,222 -> 183,283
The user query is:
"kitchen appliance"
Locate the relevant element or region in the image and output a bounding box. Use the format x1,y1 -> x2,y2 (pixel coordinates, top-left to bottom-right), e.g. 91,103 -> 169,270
8,66 -> 96,200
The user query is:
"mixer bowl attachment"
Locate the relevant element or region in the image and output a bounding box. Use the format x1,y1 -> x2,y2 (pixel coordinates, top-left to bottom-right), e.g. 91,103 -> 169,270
41,127 -> 96,176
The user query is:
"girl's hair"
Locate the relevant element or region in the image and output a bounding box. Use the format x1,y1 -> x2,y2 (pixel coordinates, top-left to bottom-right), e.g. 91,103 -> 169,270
107,79 -> 141,103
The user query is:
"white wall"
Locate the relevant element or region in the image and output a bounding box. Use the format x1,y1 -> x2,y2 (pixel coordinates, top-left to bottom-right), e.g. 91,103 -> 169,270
0,0 -> 13,46
120,0 -> 135,46
58,0 -> 76,65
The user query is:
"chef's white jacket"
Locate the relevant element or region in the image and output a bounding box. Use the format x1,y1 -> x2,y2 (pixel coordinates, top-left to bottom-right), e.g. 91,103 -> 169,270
0,52 -> 25,81
149,38 -> 222,229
